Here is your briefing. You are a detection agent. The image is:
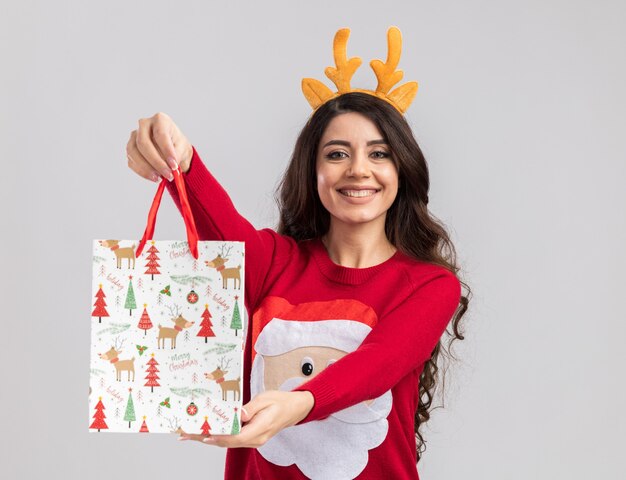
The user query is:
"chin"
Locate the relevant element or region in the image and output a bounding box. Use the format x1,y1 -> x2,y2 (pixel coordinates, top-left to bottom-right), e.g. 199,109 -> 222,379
333,211 -> 388,226
319,197 -> 393,227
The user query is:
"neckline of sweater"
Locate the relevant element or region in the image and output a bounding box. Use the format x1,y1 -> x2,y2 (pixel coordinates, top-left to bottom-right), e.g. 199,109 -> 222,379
308,236 -> 403,285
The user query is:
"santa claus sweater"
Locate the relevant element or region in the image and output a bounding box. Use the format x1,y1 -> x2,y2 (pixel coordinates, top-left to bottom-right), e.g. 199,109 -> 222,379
165,146 -> 461,480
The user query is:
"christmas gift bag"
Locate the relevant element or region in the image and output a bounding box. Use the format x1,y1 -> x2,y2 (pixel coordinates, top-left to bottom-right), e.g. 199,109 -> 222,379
89,168 -> 245,435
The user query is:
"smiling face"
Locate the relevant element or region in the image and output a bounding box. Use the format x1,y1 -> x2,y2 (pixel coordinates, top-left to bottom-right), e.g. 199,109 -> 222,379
315,112 -> 399,229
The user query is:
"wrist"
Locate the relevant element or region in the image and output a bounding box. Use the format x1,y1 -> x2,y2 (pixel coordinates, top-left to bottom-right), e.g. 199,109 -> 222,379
180,143 -> 193,173
291,390 -> 315,425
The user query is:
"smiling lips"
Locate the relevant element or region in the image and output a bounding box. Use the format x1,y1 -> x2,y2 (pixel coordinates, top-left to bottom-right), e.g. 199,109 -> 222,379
337,187 -> 381,198
339,190 -> 378,197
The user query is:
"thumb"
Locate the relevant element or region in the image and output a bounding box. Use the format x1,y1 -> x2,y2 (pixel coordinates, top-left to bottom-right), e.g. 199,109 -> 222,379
240,404 -> 254,423
241,395 -> 266,423
240,406 -> 249,423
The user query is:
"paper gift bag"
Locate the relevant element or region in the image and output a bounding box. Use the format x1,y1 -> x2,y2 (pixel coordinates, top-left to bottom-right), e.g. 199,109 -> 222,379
89,168 -> 245,434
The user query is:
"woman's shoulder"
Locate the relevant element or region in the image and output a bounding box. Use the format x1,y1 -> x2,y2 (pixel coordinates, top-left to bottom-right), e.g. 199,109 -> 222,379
394,250 -> 459,291
255,228 -> 316,260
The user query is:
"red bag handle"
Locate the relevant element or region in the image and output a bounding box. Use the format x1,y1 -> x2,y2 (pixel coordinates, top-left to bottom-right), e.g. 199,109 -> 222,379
135,165 -> 199,259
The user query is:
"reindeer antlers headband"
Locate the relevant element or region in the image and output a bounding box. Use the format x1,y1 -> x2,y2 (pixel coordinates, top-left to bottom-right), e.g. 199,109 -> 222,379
301,26 -> 418,115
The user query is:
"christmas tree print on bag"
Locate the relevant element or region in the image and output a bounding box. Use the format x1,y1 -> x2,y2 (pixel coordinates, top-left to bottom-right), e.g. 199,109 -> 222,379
89,168 -> 245,434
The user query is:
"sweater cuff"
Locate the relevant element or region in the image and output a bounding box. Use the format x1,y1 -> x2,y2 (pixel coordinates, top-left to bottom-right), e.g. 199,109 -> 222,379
291,376 -> 337,425
180,145 -> 209,195
165,145 -> 202,199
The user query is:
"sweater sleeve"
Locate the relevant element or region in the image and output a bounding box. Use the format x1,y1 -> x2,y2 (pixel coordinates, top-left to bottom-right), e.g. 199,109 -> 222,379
164,145 -> 297,312
290,271 -> 462,425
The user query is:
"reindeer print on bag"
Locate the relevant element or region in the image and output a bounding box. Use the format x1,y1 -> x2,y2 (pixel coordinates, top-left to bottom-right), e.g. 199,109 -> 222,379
205,356 -> 241,401
205,244 -> 242,289
90,239 -> 245,434
99,336 -> 136,381
99,239 -> 136,269
157,304 -> 195,349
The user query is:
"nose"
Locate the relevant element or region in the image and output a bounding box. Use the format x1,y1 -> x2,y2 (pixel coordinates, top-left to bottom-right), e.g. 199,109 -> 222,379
347,150 -> 371,178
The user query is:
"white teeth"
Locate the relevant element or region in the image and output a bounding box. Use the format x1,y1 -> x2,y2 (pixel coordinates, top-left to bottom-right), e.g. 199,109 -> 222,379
339,189 -> 377,197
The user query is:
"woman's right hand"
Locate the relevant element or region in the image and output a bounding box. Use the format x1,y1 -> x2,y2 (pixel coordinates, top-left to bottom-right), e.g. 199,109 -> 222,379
126,112 -> 193,182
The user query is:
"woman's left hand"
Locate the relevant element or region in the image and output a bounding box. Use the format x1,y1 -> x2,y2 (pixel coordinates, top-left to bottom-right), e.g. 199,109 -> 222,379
177,390 -> 314,448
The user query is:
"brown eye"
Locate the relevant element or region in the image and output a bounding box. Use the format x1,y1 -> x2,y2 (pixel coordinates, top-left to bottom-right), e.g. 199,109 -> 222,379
326,151 -> 347,159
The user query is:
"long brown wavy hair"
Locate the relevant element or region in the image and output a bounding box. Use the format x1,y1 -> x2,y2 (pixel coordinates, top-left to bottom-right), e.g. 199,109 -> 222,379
273,91 -> 471,462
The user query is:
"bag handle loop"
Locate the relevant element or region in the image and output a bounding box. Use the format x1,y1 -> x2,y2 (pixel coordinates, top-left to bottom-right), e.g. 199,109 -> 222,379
135,165 -> 199,259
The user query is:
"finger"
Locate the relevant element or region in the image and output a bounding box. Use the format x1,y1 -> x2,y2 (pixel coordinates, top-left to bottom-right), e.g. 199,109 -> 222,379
126,131 -> 162,183
178,432 -> 210,443
203,410 -> 272,448
202,433 -> 245,448
150,114 -> 180,170
135,117 -> 174,180
241,392 -> 273,422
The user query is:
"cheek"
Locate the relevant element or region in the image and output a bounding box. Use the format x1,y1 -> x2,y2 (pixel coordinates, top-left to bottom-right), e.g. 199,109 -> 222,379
382,170 -> 399,191
316,165 -> 327,182
316,171 -> 334,196
388,178 -> 399,193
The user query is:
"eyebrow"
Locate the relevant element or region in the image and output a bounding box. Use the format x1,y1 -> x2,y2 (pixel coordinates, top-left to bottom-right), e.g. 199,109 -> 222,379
322,139 -> 388,148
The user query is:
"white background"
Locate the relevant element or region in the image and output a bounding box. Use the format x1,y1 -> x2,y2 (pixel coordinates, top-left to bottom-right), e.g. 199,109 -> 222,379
2,1 -> 624,478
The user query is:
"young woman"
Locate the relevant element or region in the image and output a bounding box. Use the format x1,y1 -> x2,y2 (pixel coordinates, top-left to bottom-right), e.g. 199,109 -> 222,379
128,23 -> 472,478
126,90 -> 470,479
